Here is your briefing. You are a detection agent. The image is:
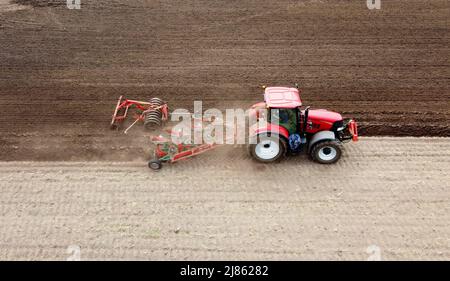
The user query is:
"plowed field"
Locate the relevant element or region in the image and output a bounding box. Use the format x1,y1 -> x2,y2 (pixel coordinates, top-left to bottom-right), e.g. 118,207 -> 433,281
0,0 -> 449,261
0,0 -> 449,161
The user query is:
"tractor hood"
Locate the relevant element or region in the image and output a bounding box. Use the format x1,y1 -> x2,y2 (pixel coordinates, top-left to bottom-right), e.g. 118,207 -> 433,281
308,109 -> 342,123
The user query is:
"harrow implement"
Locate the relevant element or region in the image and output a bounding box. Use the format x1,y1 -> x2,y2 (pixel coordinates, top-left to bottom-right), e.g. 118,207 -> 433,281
110,96 -> 169,133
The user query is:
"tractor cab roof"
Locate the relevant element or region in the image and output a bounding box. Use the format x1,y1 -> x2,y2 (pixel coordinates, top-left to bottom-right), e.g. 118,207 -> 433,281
264,87 -> 302,108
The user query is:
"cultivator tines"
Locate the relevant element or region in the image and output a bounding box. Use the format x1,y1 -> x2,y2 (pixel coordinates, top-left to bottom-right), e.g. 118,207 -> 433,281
144,97 -> 166,129
110,95 -> 168,133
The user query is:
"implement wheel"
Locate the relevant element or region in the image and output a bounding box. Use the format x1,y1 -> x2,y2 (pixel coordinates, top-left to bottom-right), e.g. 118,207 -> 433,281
148,159 -> 162,170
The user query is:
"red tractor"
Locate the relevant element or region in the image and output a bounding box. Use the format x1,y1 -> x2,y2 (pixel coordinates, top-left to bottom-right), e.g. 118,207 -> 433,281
248,86 -> 358,164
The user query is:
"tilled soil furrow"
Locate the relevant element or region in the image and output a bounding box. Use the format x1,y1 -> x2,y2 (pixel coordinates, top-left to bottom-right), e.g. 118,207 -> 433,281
0,137 -> 449,260
1,0 -> 449,142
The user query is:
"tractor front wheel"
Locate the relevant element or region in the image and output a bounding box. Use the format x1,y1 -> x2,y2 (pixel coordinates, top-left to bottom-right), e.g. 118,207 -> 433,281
311,140 -> 342,164
249,134 -> 286,163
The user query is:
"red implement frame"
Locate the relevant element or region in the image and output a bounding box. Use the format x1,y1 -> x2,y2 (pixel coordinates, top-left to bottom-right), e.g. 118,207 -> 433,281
171,143 -> 220,162
149,124 -> 236,170
151,135 -> 220,163
110,95 -> 168,132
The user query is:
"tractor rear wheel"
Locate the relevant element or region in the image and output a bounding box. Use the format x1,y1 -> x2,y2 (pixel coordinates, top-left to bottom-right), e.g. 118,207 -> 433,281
249,134 -> 286,163
311,140 -> 342,164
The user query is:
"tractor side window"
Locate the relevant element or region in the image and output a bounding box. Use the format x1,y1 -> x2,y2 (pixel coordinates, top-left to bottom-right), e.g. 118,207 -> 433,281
279,110 -> 290,123
271,109 -> 297,134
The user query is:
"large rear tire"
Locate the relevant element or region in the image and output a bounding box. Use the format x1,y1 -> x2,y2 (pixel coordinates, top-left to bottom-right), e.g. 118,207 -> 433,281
311,140 -> 342,164
249,134 -> 286,163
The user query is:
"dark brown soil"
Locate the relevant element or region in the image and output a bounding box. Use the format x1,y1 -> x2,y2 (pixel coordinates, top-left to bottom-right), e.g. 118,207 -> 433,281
13,0 -> 64,7
0,0 -> 449,160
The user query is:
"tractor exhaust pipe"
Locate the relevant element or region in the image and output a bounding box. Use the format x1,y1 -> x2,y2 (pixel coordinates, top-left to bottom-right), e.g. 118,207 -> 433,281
303,106 -> 310,133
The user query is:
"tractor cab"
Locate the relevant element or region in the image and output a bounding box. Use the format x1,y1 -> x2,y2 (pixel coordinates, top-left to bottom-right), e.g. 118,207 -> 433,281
263,87 -> 302,135
263,87 -> 302,108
